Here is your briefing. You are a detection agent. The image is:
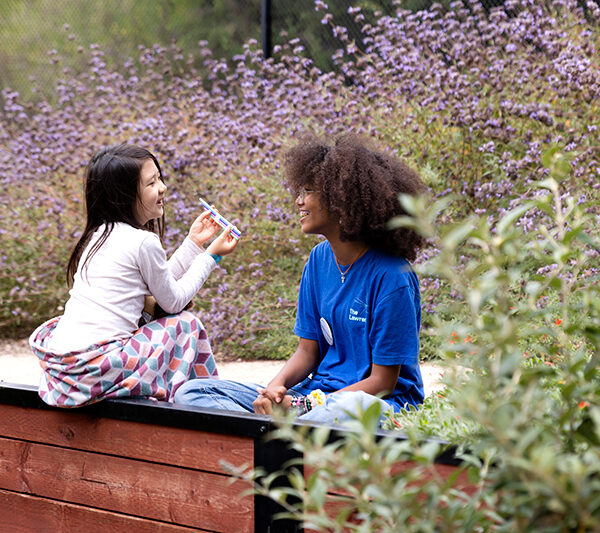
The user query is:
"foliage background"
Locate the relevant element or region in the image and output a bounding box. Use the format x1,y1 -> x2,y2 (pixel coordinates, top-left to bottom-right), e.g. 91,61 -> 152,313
0,0 -> 414,103
1,0 -> 599,365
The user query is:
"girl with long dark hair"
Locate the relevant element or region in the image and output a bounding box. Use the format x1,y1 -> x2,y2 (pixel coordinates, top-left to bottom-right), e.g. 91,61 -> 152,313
29,144 -> 239,407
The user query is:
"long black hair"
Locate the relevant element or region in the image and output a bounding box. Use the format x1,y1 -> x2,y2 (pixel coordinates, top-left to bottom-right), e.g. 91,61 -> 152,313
66,144 -> 165,284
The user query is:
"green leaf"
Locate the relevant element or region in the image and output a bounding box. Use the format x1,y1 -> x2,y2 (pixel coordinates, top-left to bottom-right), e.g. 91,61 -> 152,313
418,440 -> 441,463
306,475 -> 328,508
537,177 -> 559,193
442,220 -> 476,249
575,416 -> 600,446
496,203 -> 534,236
541,145 -> 560,168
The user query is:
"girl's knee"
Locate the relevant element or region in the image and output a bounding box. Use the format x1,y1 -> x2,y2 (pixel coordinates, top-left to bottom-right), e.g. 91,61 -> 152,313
307,390 -> 391,421
328,390 -> 372,407
174,311 -> 208,340
174,378 -> 218,402
178,310 -> 204,328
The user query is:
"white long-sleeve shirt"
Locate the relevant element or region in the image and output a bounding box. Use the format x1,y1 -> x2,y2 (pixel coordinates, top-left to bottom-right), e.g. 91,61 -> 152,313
48,223 -> 216,352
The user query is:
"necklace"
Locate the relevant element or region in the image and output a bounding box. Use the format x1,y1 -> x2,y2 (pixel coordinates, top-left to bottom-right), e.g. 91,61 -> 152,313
334,248 -> 367,283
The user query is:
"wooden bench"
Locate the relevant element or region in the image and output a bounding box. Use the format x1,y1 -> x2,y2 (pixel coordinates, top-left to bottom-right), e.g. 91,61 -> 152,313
0,382 -> 467,532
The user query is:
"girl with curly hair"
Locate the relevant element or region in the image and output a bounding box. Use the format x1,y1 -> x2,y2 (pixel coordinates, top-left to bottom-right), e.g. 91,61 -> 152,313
176,134 -> 426,424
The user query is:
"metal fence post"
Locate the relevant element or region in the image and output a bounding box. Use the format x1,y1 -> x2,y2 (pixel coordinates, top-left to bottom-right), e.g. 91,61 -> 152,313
261,0 -> 272,58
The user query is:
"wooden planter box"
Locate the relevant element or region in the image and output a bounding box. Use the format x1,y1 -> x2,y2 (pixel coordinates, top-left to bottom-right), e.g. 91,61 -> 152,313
0,382 -> 467,532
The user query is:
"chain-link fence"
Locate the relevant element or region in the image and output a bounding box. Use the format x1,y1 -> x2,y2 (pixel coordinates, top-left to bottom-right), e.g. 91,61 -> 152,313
1,0 -> 508,102
0,0 -> 258,100
0,1 -> 415,100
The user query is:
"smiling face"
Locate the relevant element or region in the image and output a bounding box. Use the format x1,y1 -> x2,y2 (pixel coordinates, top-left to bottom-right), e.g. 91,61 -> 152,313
296,186 -> 339,238
134,159 -> 167,225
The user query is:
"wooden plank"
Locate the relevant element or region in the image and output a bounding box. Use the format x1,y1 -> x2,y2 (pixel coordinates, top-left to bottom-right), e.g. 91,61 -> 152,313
306,459 -> 477,526
0,437 -> 253,532
305,460 -> 474,496
0,489 -> 200,533
390,460 -> 476,495
0,384 -> 274,441
314,468 -> 476,531
0,403 -> 253,474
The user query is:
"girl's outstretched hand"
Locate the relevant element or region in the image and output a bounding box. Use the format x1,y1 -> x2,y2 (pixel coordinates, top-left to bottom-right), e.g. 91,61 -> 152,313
206,225 -> 240,256
188,211 -> 220,247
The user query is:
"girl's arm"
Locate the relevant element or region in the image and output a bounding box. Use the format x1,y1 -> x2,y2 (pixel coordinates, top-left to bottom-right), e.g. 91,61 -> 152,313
336,363 -> 401,397
141,228 -> 238,314
168,239 -> 203,281
255,338 -> 320,407
168,212 -> 219,280
254,361 -> 401,415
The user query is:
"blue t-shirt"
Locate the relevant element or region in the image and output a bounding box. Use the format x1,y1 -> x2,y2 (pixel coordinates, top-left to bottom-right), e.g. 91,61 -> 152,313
294,242 -> 424,411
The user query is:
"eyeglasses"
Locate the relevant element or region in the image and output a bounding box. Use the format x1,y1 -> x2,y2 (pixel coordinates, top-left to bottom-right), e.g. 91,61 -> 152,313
297,187 -> 316,201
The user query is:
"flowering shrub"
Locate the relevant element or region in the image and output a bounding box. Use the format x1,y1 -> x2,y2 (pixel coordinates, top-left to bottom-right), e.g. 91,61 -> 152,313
387,157 -> 600,529
1,0 -> 599,364
237,156 -> 600,531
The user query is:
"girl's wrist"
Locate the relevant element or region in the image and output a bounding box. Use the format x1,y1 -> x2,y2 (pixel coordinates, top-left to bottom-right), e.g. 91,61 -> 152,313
290,389 -> 326,416
208,253 -> 222,264
205,242 -> 221,257
186,235 -> 205,251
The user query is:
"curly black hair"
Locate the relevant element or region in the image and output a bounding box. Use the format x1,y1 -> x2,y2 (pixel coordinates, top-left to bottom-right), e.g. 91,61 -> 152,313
284,134 -> 427,260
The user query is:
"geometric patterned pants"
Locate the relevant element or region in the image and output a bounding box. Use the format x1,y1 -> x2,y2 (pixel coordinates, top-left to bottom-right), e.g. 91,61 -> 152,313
29,311 -> 218,408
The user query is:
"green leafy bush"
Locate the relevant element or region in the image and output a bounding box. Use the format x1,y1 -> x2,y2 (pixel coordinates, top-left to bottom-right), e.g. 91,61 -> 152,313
238,151 -> 600,531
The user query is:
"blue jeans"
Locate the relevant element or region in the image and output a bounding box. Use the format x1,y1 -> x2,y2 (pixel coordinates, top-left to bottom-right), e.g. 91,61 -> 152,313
173,378 -> 393,425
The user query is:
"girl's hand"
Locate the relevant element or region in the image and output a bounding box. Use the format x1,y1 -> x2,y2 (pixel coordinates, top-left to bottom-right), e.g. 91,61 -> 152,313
253,392 -> 292,415
252,394 -> 273,415
257,384 -> 288,405
188,211 -> 220,247
206,225 -> 240,256
143,295 -> 157,315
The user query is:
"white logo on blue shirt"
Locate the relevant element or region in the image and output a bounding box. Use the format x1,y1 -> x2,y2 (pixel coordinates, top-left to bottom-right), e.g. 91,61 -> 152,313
348,308 -> 366,322
348,298 -> 368,323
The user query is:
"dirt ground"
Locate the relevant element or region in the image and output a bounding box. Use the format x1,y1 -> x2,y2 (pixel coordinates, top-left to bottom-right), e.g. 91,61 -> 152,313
0,337 -> 445,394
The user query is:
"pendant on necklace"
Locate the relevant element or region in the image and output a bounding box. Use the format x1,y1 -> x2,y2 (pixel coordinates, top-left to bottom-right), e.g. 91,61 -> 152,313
335,247 -> 367,285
